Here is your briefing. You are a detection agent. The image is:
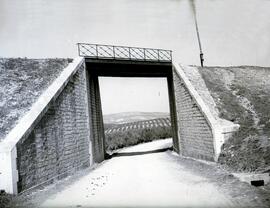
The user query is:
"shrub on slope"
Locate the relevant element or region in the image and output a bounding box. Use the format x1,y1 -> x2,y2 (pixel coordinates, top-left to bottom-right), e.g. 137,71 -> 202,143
198,66 -> 270,172
105,126 -> 172,152
0,191 -> 12,208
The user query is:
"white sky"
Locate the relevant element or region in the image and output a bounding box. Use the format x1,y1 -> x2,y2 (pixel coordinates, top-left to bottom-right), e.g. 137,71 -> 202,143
98,77 -> 170,115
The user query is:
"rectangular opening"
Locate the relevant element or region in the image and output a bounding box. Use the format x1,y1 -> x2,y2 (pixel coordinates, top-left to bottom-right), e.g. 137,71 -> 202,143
99,77 -> 173,156
86,60 -> 179,163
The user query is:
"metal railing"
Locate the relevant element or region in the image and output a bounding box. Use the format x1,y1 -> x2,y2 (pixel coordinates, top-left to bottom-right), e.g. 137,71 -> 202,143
77,43 -> 172,62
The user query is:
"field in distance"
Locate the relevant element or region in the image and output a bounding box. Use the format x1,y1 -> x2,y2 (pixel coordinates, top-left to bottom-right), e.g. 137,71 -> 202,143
105,117 -> 171,134
103,112 -> 172,152
103,112 -> 169,125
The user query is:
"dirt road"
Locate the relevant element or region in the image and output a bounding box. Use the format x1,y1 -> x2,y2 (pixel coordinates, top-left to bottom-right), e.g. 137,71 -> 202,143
14,139 -> 269,207
39,139 -> 237,207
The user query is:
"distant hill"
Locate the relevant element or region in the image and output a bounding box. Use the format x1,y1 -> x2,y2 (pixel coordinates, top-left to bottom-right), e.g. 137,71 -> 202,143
103,112 -> 169,124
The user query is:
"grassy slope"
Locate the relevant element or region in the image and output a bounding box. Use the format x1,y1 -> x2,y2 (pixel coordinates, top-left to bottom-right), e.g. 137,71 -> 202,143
0,192 -> 12,208
198,66 -> 270,172
0,58 -> 72,141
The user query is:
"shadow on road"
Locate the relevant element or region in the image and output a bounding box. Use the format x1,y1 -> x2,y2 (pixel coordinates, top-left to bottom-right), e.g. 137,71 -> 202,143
106,146 -> 173,159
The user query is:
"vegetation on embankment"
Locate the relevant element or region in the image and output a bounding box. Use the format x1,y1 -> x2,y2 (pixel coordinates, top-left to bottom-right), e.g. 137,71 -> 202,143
105,125 -> 172,152
0,191 -> 12,208
0,58 -> 72,141
198,66 -> 270,172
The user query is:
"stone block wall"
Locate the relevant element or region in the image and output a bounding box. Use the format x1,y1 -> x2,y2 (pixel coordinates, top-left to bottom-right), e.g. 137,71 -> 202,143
173,69 -> 215,161
88,75 -> 105,163
16,64 -> 91,192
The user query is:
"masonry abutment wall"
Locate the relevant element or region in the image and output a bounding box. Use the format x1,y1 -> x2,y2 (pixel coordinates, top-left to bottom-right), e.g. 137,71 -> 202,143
88,75 -> 106,163
173,68 -> 215,161
16,63 -> 91,192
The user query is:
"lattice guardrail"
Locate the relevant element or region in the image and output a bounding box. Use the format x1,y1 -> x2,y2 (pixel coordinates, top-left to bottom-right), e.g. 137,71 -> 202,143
77,43 -> 172,62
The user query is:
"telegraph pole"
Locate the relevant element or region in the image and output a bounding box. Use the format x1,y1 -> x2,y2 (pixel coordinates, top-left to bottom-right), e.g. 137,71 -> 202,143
191,0 -> 204,67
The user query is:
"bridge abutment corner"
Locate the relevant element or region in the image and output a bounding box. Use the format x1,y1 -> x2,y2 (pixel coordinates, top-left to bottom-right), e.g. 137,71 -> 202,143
0,57 -> 93,194
172,62 -> 239,162
0,147 -> 18,194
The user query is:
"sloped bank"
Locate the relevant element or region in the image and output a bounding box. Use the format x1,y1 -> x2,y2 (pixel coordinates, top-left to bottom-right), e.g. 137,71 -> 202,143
189,66 -> 270,172
0,58 -> 72,141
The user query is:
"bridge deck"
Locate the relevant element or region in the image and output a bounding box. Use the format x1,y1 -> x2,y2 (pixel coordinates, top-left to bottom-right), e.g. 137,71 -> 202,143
78,43 -> 172,63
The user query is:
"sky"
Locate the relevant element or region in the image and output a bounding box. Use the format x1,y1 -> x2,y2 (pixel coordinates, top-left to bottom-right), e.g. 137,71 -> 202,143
98,77 -> 170,115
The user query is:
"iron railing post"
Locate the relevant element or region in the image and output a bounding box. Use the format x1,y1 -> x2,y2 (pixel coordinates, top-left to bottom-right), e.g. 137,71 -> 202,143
143,48 -> 146,61
158,50 -> 160,62
96,45 -> 98,58
113,46 -> 115,59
